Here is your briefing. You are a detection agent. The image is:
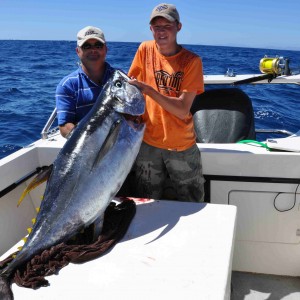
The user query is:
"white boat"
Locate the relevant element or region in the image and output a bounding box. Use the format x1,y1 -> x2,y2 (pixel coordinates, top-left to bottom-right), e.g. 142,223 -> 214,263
1,67 -> 300,299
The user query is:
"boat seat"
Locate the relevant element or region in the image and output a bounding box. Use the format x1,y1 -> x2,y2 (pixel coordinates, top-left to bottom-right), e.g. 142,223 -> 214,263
190,88 -> 256,143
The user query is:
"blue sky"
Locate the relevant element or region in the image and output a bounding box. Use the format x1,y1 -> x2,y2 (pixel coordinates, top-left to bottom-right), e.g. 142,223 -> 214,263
1,0 -> 299,50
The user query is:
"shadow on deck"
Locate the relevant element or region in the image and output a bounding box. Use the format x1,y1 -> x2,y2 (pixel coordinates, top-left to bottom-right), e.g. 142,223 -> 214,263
231,271 -> 300,300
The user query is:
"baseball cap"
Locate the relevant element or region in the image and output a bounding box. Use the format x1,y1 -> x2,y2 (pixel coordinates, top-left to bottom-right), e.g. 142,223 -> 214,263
77,26 -> 106,47
150,3 -> 180,23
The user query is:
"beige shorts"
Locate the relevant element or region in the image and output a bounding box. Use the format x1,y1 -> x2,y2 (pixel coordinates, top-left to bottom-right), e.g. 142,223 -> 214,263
132,142 -> 205,202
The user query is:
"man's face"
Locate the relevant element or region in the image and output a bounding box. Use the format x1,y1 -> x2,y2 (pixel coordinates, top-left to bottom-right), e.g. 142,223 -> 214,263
76,38 -> 107,64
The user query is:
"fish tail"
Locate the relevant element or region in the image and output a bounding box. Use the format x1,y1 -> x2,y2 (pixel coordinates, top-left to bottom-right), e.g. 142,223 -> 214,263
0,276 -> 14,300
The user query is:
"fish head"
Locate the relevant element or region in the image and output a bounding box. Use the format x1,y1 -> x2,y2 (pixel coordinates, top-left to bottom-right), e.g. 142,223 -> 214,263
109,70 -> 145,126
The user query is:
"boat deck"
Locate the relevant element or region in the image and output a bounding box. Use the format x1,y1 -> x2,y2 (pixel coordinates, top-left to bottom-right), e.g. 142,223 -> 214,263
1,199 -> 236,300
231,271 -> 300,299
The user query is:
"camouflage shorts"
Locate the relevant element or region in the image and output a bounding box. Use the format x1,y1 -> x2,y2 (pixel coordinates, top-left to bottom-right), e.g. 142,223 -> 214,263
132,142 -> 205,202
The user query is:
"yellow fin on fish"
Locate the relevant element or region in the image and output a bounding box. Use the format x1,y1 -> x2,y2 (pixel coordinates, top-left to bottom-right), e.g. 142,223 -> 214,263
17,165 -> 53,207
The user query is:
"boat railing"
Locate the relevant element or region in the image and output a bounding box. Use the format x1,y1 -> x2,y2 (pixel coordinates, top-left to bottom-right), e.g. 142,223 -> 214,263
41,108 -> 58,139
40,108 -> 294,140
255,129 -> 293,136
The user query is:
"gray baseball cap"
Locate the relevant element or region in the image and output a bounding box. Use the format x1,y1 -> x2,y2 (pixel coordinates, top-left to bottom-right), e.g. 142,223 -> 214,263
150,3 -> 180,23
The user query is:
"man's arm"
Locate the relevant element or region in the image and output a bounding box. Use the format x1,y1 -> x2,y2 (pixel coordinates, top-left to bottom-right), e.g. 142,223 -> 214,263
59,123 -> 75,138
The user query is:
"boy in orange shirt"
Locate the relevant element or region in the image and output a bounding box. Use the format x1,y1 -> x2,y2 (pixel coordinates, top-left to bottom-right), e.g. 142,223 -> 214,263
128,3 -> 205,202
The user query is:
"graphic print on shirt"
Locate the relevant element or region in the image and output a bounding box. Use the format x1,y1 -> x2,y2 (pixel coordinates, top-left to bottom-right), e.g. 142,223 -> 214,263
154,70 -> 183,97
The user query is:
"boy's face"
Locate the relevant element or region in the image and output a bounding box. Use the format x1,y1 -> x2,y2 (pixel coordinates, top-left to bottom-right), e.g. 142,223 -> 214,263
150,17 -> 181,47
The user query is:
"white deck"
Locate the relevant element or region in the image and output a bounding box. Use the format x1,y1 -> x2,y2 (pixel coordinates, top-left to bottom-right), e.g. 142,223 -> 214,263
1,199 -> 237,300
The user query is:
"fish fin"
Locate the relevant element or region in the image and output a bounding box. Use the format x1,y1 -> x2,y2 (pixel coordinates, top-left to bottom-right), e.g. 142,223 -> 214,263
17,165 -> 53,207
0,276 -> 13,300
91,121 -> 121,170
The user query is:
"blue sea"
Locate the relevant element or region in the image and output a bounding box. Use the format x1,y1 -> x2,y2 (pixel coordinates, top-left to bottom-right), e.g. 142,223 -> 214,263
0,40 -> 299,159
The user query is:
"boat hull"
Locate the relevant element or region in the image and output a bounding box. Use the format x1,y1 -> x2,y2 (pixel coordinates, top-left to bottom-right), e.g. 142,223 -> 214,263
1,132 -> 300,276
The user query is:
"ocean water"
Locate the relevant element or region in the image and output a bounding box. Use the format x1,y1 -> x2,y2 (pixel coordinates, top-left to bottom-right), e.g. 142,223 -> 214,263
0,40 -> 299,159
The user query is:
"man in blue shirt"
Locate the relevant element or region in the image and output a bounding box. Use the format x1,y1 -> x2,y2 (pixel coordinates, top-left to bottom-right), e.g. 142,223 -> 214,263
56,26 -> 114,137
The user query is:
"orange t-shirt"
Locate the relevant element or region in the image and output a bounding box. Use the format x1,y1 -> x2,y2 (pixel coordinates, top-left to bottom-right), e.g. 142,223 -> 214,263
128,40 -> 204,151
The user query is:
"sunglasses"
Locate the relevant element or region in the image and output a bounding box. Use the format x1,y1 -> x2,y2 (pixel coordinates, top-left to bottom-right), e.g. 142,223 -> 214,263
81,42 -> 105,50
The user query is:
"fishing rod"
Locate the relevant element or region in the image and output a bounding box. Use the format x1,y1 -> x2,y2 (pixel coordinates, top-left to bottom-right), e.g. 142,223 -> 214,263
232,56 -> 299,85
233,73 -> 276,85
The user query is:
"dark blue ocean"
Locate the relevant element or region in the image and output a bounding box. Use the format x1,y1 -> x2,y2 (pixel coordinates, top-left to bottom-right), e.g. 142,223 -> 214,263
0,40 -> 299,159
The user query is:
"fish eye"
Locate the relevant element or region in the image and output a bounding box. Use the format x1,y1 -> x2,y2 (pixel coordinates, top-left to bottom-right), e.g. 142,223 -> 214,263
115,80 -> 122,88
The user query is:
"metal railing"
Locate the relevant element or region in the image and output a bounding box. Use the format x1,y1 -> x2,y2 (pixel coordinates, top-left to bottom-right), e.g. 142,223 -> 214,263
255,129 -> 293,136
40,109 -> 294,140
40,108 -> 57,139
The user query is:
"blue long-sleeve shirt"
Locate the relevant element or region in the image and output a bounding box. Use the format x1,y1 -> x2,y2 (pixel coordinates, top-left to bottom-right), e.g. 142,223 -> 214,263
56,62 -> 114,126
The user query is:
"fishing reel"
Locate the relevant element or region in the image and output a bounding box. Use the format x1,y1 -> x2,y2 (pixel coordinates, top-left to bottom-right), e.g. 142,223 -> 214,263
259,56 -> 291,75
228,55 -> 294,85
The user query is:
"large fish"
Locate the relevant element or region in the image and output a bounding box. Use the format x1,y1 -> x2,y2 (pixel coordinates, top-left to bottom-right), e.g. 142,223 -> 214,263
0,69 -> 145,299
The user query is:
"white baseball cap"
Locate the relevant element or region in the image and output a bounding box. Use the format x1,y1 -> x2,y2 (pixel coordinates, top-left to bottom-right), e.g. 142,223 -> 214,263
77,26 -> 106,47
